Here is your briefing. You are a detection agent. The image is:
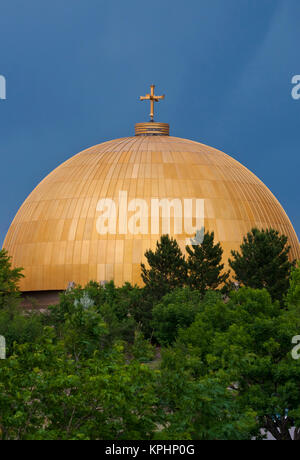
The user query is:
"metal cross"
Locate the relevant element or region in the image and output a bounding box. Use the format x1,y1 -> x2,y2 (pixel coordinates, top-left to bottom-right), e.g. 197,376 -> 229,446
140,84 -> 165,122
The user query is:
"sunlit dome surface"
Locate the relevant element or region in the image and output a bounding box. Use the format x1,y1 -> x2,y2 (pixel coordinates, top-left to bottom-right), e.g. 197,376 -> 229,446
4,133 -> 300,292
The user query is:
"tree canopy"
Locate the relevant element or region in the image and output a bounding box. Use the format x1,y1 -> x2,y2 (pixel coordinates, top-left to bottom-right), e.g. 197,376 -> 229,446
0,230 -> 299,440
141,235 -> 187,300
0,249 -> 23,310
186,230 -> 230,296
229,228 -> 294,301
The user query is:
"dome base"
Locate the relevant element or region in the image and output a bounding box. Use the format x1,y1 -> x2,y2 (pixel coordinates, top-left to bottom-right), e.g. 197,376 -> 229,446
21,290 -> 61,309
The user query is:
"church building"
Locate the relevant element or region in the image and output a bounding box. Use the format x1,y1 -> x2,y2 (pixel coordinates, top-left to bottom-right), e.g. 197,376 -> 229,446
3,86 -> 300,305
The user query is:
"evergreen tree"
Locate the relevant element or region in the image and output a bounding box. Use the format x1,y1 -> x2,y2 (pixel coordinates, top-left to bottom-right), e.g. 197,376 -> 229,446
141,235 -> 187,300
286,261 -> 300,307
0,249 -> 23,309
229,227 -> 295,301
186,230 -> 230,296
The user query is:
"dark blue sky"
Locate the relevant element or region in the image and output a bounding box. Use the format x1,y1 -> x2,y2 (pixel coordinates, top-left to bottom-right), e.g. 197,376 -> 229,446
0,0 -> 299,244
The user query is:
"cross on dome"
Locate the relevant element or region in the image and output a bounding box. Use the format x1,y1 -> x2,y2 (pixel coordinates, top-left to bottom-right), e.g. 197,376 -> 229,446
140,84 -> 165,122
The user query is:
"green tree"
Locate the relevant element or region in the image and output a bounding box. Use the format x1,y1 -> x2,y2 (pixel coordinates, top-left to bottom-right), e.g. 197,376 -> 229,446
286,261 -> 300,307
157,366 -> 258,440
0,329 -> 161,440
0,249 -> 23,310
49,281 -> 139,344
131,327 -> 155,363
151,288 -> 202,346
186,230 -> 230,296
141,235 -> 187,300
0,327 -> 258,441
174,285 -> 300,440
0,306 -> 44,357
229,227 -> 294,301
48,283 -> 137,357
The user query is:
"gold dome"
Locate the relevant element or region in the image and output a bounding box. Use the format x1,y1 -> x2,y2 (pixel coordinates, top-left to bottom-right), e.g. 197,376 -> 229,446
3,135 -> 300,292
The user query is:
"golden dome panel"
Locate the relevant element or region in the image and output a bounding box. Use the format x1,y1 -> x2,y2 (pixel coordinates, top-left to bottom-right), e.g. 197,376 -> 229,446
3,135 -> 300,291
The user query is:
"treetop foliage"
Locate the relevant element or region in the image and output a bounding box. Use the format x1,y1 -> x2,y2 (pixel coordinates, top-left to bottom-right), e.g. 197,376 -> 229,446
0,229 -> 299,440
0,249 -> 23,310
229,228 -> 294,301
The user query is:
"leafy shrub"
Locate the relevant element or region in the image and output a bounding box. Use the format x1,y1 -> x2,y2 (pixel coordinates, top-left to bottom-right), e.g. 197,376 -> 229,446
151,288 -> 202,345
131,329 -> 155,363
0,306 -> 44,356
